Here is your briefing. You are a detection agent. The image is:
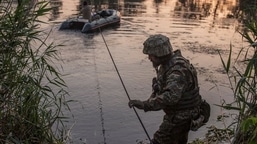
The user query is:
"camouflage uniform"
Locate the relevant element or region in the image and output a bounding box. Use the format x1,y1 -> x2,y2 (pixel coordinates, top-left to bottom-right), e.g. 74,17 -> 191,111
130,34 -> 202,144
144,49 -> 202,144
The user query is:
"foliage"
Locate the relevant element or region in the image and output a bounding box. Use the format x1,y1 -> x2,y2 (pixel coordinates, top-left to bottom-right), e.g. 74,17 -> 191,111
0,0 -> 71,143
188,1 -> 257,144
189,124 -> 234,144
217,8 -> 257,144
241,117 -> 257,143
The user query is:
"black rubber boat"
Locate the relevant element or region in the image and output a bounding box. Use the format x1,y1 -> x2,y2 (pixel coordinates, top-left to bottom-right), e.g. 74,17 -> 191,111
59,9 -> 121,33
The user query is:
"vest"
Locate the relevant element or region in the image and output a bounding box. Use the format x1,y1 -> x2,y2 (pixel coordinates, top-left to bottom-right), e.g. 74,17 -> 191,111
156,50 -> 202,112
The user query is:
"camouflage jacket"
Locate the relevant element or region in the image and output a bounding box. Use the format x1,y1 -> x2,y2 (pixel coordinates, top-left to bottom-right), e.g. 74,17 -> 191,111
143,50 -> 202,117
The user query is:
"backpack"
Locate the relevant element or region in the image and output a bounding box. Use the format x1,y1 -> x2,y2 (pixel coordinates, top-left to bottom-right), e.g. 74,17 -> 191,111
200,99 -> 211,123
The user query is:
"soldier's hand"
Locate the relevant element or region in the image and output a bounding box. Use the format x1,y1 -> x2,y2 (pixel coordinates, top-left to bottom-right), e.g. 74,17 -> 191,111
128,100 -> 144,109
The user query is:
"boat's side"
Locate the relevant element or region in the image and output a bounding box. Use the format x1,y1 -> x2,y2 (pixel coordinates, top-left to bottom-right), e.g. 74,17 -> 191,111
59,18 -> 89,30
81,9 -> 120,33
59,21 -> 70,30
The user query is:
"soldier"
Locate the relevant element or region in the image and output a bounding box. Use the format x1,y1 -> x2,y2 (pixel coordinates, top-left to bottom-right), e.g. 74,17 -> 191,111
81,1 -> 92,22
128,34 -> 206,144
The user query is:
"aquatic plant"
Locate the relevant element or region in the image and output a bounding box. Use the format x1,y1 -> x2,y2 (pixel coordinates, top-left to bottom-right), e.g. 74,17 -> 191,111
218,5 -> 257,144
190,1 -> 257,144
0,0 -> 71,143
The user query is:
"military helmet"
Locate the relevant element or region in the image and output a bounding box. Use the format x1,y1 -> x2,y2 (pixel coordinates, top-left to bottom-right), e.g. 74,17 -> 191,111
143,34 -> 173,57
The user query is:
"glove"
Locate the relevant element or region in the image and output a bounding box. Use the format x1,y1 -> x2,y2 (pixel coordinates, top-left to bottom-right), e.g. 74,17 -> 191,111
128,100 -> 144,109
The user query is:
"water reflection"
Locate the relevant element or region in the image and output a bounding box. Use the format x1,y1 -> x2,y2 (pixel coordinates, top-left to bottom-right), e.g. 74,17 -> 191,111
47,0 -> 257,22
236,0 -> 257,26
174,0 -> 210,20
121,1 -> 146,16
49,0 -> 63,21
51,0 -> 255,34
48,0 -> 240,29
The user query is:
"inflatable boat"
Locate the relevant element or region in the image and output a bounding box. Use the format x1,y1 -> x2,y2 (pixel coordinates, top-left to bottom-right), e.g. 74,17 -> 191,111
59,9 -> 121,33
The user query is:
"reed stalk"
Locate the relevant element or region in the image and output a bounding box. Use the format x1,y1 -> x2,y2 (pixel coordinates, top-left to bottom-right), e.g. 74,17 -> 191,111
218,2 -> 257,144
0,0 -> 71,143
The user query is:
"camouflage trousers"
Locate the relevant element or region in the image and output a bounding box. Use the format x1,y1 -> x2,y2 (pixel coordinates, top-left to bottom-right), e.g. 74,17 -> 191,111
153,114 -> 191,144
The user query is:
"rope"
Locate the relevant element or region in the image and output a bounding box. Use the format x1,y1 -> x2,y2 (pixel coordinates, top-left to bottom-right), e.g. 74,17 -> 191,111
99,28 -> 153,144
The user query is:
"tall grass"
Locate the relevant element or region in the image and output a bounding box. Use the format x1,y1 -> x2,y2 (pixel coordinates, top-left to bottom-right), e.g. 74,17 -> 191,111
218,3 -> 257,144
0,0 -> 71,143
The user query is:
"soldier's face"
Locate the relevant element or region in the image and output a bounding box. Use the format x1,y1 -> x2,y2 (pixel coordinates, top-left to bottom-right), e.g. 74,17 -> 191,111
148,55 -> 161,67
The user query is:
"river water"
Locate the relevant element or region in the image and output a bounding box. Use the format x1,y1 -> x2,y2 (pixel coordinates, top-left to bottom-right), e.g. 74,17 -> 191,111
44,0 -> 245,143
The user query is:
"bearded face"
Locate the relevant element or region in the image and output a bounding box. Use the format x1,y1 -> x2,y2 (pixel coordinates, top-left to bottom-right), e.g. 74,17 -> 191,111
148,55 -> 161,68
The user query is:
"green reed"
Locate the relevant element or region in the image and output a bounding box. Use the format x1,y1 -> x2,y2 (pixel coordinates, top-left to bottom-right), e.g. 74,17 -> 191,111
188,1 -> 257,144
0,0 -> 71,143
218,7 -> 257,144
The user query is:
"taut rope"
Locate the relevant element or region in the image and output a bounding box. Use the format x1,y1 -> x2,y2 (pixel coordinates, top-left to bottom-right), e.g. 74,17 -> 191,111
99,28 -> 153,144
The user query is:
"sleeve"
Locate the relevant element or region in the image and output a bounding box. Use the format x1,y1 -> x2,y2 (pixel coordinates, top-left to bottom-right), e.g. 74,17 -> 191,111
143,69 -> 187,112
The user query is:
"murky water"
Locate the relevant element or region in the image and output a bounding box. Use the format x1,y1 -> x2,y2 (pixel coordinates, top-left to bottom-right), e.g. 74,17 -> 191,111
44,0 -> 245,143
